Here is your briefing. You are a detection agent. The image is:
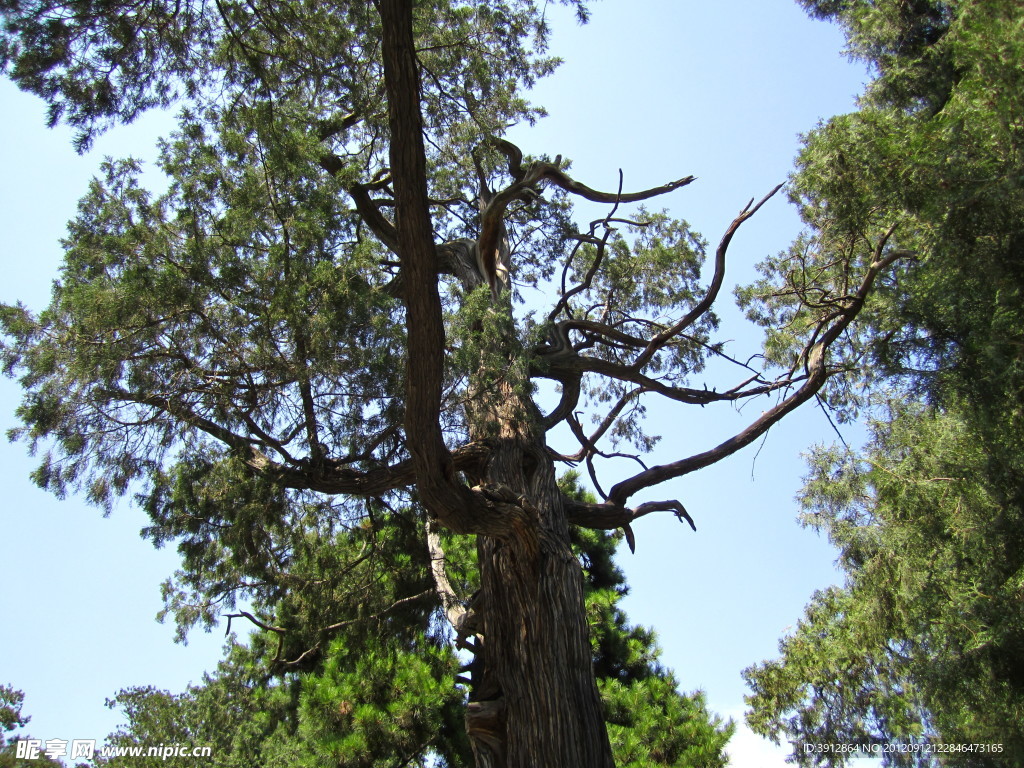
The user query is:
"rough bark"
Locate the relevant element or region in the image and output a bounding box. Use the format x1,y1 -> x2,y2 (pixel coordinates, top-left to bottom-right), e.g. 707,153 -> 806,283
376,2 -> 615,764
464,385 -> 614,768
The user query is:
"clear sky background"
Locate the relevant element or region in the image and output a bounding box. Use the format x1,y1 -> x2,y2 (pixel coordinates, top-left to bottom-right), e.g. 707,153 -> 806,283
1,2 -> 874,765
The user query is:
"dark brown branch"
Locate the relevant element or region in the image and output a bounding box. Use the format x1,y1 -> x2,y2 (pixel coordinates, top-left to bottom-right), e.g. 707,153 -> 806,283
98,387 -> 257,451
377,0 -> 473,519
540,165 -> 695,205
564,497 -> 696,552
607,235 -> 910,506
225,610 -> 286,635
487,136 -> 526,181
279,644 -> 321,669
580,386 -> 646,449
279,440 -> 492,496
540,371 -> 582,430
102,384 -> 493,496
550,235 -> 605,322
347,178 -> 401,253
317,150 -> 402,254
548,173 -> 625,321
316,112 -> 361,141
550,386 -> 645,457
537,355 -> 803,407
608,364 -> 823,506
375,0 -> 523,538
472,145 -> 512,298
631,184 -> 784,371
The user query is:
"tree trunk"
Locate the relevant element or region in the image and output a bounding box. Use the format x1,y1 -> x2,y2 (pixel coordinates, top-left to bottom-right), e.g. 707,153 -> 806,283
374,2 -> 614,763
464,389 -> 615,768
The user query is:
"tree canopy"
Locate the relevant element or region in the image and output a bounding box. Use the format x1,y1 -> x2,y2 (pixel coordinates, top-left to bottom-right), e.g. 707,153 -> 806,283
743,0 -> 1024,763
1,1 -> 905,764
96,475 -> 731,768
0,685 -> 64,768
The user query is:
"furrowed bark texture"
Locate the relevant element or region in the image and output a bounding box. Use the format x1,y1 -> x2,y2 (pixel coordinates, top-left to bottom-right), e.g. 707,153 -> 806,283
376,2 -> 614,764
376,0 -> 482,533
466,389 -> 614,767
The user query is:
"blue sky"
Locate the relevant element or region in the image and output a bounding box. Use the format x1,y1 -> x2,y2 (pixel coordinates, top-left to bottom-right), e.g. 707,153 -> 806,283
1,2 -> 873,764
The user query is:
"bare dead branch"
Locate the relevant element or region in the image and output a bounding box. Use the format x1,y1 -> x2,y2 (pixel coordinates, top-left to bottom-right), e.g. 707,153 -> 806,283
279,644 -> 321,669
540,164 -> 695,205
426,519 -> 468,630
564,496 -> 696,552
606,237 -> 912,506
537,356 -> 805,407
273,587 -> 436,670
631,184 -> 784,371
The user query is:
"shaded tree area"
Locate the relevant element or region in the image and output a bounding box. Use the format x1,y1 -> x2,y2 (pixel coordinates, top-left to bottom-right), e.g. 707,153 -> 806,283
0,685 -> 63,768
0,1 -> 900,764
96,476 -> 731,768
743,1 -> 1024,763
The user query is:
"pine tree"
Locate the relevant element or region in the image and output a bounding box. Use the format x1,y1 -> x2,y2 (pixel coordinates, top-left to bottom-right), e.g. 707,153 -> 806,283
100,475 -> 731,767
742,1 -> 1024,762
1,1 -> 899,762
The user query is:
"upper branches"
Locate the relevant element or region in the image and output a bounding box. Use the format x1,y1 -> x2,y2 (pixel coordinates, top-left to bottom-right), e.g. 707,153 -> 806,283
475,137 -> 696,289
1,0 -> 910,551
564,218 -> 910,510
482,161 -> 908,515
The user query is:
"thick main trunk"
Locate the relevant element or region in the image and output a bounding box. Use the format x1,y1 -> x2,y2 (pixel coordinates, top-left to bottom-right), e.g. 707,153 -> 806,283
465,397 -> 614,767
374,4 -> 613,762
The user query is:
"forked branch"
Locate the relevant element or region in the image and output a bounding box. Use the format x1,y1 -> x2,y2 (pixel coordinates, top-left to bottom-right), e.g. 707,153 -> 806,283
630,184 -> 784,371
476,139 -> 695,297
606,231 -> 911,506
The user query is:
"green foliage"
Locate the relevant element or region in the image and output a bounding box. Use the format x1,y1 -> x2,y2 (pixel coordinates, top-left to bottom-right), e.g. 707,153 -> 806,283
0,0 -> 708,524
0,0 -> 585,151
0,686 -> 27,744
0,0 -> 600,518
739,0 -> 1024,418
743,0 -> 1024,760
104,636 -> 465,768
298,637 -> 463,768
0,106 -> 405,507
799,0 -> 957,112
745,405 -> 1024,765
143,448 -> 440,654
103,509 -> 471,767
102,475 -> 731,768
0,686 -> 63,768
1,1 -> 816,763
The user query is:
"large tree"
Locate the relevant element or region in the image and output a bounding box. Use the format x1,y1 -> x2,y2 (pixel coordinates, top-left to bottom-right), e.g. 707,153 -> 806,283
743,0 -> 1024,762
97,475 -> 732,767
0,1 -> 899,763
